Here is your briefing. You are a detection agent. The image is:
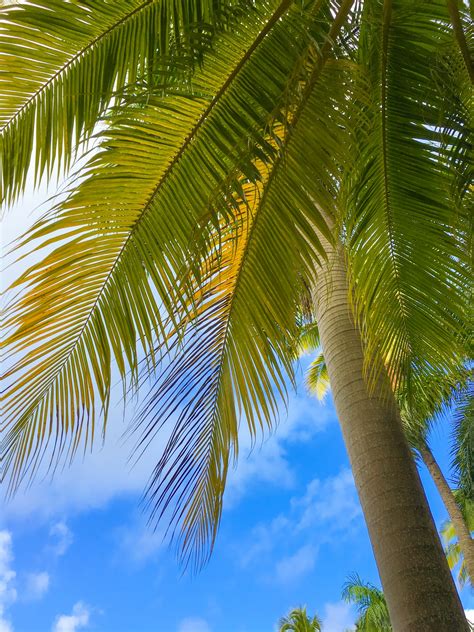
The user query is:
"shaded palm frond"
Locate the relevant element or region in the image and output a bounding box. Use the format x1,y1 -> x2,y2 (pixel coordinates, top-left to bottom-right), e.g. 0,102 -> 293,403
451,389 -> 474,499
344,0 -> 472,402
397,366 -> 471,448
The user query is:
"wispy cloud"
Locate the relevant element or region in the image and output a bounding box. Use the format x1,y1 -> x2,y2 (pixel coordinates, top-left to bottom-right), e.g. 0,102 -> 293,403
465,610 -> 474,625
2,405 -> 173,523
321,601 -> 355,632
52,602 -> 90,632
292,469 -> 362,532
0,531 -> 17,632
24,572 -> 50,601
49,522 -> 73,557
177,617 -> 211,632
115,517 -> 165,564
226,392 -> 334,506
239,468 -> 362,582
274,544 -> 317,584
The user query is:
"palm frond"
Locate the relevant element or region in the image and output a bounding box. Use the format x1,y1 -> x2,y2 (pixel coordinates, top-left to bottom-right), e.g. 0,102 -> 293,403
2,0 -> 358,507
306,352 -> 330,400
0,0 -> 237,205
451,387 -> 474,499
2,0 -> 300,489
278,607 -> 322,631
133,37 -> 362,566
342,574 -> 392,631
440,494 -> 473,587
295,323 -> 321,356
344,0 -> 472,401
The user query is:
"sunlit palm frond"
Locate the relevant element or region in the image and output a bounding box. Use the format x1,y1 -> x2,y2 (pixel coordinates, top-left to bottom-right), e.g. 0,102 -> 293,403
2,0 -> 358,502
306,352 -> 330,400
2,0 -> 299,489
295,323 -> 321,356
133,51 -> 362,566
441,495 -> 474,587
344,0 -> 472,401
0,0 -> 236,205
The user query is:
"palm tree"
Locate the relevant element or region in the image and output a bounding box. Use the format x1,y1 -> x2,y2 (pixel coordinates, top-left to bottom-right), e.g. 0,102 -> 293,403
416,392 -> 474,587
342,574 -> 392,631
442,493 -> 474,588
278,607 -> 322,632
2,1 -> 472,628
297,324 -> 474,586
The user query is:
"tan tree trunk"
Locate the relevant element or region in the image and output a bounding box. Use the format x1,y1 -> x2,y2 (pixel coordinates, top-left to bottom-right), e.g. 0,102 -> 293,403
313,241 -> 468,631
419,443 -> 474,586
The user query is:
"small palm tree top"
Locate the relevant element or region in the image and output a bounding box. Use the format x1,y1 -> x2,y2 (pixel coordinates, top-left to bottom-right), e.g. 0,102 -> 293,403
342,574 -> 392,631
278,607 -> 322,632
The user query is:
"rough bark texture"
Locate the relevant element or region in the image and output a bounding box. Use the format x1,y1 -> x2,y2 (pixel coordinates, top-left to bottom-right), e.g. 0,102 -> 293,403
420,443 -> 474,586
313,242 -> 468,631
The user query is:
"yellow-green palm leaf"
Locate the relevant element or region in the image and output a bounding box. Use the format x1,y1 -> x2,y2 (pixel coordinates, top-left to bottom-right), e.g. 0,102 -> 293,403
0,0 -> 236,204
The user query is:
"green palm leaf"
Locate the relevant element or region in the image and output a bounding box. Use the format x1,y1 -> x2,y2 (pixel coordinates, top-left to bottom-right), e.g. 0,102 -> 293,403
306,352 -> 330,400
344,0 -> 472,398
441,494 -> 474,588
3,0 -> 359,503
342,574 -> 392,631
278,607 -> 322,631
1,0 -> 292,488
451,390 -> 474,500
133,18 -> 361,567
0,0 -> 236,205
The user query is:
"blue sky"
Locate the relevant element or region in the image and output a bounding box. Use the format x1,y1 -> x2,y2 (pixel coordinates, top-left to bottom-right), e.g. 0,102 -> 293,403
2,187 -> 473,632
1,364 -> 473,632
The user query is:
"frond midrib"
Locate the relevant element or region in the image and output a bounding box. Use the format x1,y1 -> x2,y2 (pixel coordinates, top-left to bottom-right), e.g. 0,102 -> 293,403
378,0 -> 412,357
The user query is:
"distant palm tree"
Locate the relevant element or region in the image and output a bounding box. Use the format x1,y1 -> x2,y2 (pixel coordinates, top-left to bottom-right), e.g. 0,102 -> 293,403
279,607 -> 322,632
442,494 -> 474,588
342,575 -> 392,631
296,322 -> 474,586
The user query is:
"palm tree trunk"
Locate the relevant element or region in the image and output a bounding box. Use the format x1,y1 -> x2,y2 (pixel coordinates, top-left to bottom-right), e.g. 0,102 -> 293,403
419,443 -> 474,586
312,241 -> 468,631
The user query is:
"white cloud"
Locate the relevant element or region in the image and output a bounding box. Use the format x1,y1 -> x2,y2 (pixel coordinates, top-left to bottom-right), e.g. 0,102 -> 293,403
24,572 -> 50,601
0,531 -> 17,632
465,610 -> 474,625
240,515 -> 291,568
1,400 -> 175,523
274,544 -> 317,584
3,370 -> 334,526
321,601 -> 355,632
49,522 -> 73,557
177,617 -> 211,632
52,602 -> 90,632
240,469 -> 362,573
293,468 -> 362,532
116,519 -> 165,564
225,392 -> 334,506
